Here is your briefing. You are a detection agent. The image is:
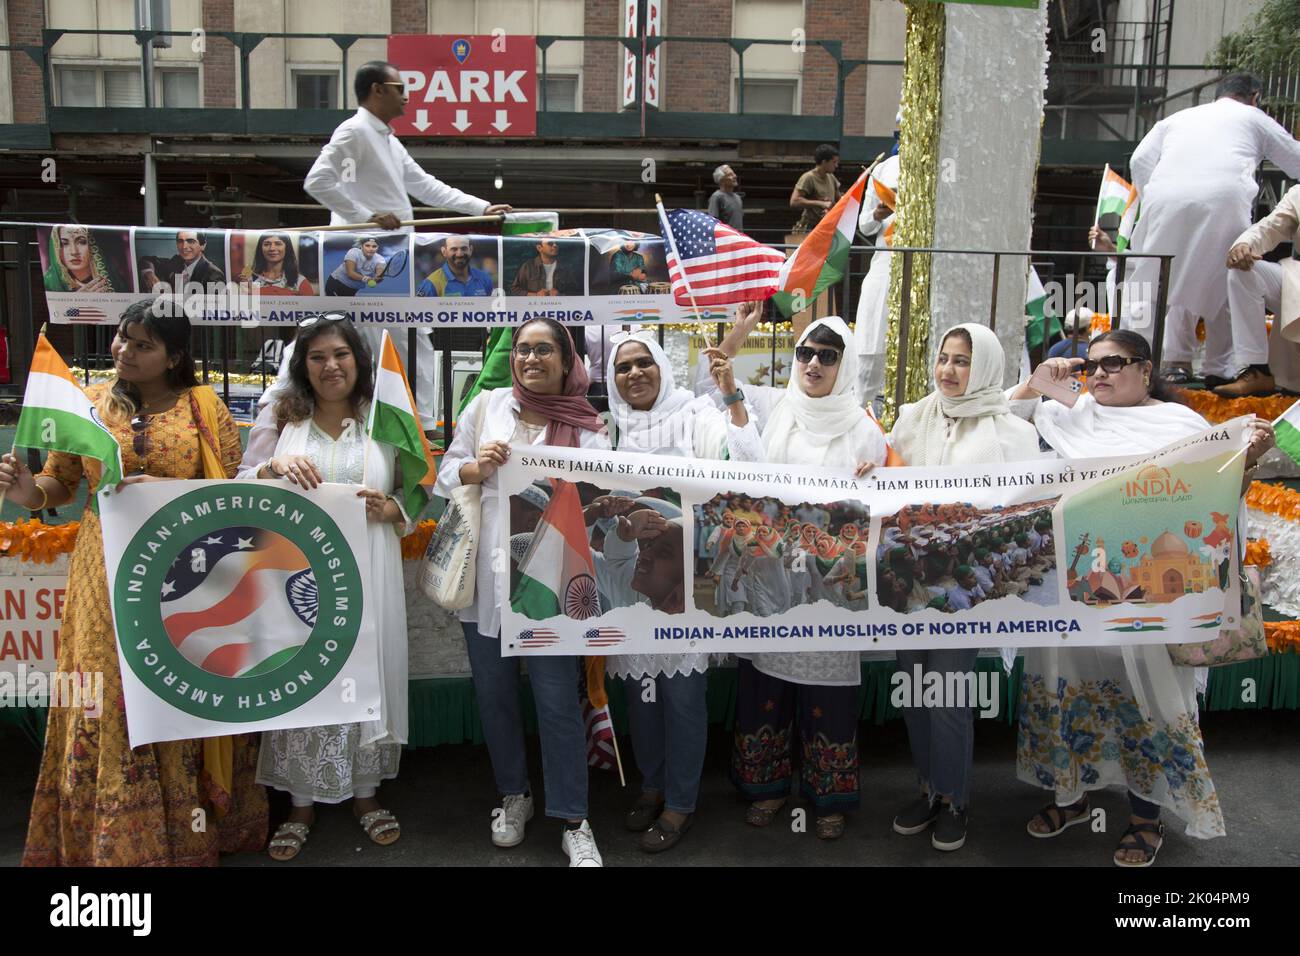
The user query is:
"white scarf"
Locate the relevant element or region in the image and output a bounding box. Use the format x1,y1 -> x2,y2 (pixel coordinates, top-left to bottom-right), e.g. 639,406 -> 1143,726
606,331 -> 697,456
761,316 -> 876,468
892,322 -> 1035,466
1033,391 -> 1209,459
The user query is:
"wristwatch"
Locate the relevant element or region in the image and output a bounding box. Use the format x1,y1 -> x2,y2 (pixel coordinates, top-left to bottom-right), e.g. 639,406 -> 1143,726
723,388 -> 746,407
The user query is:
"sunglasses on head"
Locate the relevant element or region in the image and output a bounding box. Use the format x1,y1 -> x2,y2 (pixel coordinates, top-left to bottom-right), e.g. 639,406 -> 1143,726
1082,354 -> 1144,376
794,345 -> 841,366
299,311 -> 350,328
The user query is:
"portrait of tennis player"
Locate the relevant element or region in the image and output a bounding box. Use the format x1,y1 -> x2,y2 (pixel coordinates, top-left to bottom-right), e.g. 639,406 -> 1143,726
322,233 -> 412,297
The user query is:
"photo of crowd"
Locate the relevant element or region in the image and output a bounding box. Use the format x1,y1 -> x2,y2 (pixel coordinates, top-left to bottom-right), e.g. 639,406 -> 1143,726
875,499 -> 1061,613
509,480 -> 687,617
694,493 -> 871,617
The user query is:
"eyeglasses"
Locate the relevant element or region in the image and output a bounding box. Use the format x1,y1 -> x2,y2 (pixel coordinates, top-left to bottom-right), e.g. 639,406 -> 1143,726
131,414 -> 152,465
794,346 -> 841,366
512,343 -> 557,359
1082,354 -> 1144,376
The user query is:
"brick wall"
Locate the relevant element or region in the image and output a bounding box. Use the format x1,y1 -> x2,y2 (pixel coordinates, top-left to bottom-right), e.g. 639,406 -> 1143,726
802,0 -> 869,133
663,0 -> 731,113
582,0 -> 619,113
391,0 -> 428,35
8,0 -> 46,124
202,0 -> 236,108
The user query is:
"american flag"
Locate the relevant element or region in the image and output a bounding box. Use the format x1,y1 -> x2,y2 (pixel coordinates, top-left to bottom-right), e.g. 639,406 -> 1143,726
583,698 -> 617,770
657,206 -> 786,306
517,627 -> 561,648
584,626 -> 625,648
65,306 -> 108,323
162,526 -> 315,677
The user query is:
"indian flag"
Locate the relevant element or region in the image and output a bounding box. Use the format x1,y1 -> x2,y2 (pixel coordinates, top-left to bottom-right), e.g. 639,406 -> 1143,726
1095,165 -> 1135,220
1276,401 -> 1300,465
365,329 -> 439,517
502,211 -> 559,236
1116,193 -> 1140,252
1025,267 -> 1062,351
512,479 -> 602,621
15,333 -> 123,490
771,169 -> 870,317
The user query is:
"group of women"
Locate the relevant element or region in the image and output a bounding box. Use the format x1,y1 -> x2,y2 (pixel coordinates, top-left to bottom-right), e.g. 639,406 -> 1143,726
0,297 -> 1276,868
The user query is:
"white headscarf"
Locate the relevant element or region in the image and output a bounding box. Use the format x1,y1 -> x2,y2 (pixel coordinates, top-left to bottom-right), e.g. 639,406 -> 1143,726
891,322 -> 1039,466
761,316 -> 882,468
606,330 -> 697,456
1033,392 -> 1209,459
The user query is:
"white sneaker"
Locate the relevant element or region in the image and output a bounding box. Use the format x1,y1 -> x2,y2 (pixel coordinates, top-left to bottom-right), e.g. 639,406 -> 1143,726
491,793 -> 534,848
561,820 -> 604,867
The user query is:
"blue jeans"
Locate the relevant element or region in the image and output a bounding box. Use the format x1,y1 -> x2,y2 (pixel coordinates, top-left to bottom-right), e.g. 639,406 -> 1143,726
462,624 -> 588,820
895,648 -> 981,810
622,672 -> 708,814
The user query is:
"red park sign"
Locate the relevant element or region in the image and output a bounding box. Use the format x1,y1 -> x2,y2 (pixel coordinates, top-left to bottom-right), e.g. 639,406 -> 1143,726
387,34 -> 538,138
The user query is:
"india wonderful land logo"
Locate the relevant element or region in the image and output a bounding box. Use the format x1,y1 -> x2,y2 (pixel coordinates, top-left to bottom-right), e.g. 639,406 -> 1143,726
113,485 -> 362,721
1123,464 -> 1191,504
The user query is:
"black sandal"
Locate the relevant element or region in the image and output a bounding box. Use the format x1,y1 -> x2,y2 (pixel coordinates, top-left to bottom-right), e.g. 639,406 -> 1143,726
641,813 -> 693,853
1026,796 -> 1089,838
1113,820 -> 1164,867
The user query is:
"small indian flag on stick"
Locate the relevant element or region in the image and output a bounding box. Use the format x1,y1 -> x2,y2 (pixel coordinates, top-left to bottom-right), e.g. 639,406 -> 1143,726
15,332 -> 123,490
1276,401 -> 1300,465
771,168 -> 871,317
512,479 -> 602,621
365,329 -> 439,516
1095,164 -> 1135,220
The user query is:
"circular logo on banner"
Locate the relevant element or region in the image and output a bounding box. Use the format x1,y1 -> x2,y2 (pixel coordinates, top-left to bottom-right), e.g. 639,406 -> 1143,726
563,573 -> 600,619
113,485 -> 363,722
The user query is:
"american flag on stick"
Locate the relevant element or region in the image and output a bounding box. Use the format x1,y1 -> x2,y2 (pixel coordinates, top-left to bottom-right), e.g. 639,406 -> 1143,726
581,656 -> 624,783
656,201 -> 785,308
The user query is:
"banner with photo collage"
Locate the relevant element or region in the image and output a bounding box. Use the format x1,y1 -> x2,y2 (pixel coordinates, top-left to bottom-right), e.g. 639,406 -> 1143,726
497,419 -> 1251,656
37,224 -> 711,327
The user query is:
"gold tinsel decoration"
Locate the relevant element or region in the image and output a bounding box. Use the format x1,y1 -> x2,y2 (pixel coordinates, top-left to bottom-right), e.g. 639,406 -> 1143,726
882,0 -> 945,427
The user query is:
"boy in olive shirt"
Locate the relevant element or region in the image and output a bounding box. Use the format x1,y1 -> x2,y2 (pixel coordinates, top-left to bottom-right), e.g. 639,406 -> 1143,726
790,143 -> 841,233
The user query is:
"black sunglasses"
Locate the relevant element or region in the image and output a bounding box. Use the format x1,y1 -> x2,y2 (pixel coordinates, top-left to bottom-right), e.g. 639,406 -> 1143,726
794,345 -> 841,366
1082,354 -> 1144,376
299,311 -> 350,328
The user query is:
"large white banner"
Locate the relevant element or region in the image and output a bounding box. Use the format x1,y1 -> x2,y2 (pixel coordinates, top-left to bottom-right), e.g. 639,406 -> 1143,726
497,420 -> 1249,655
100,481 -> 380,746
0,574 -> 65,674
39,225 -> 710,327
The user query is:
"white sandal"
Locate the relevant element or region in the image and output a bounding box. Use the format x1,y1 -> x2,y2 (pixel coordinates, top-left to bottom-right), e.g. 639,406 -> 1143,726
358,809 -> 401,845
268,821 -> 310,860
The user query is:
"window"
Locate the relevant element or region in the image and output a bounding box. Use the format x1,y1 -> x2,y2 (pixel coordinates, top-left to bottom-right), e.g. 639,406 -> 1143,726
160,70 -> 199,108
104,70 -> 144,107
734,78 -> 798,114
544,75 -> 578,112
58,68 -> 97,107
294,71 -> 340,110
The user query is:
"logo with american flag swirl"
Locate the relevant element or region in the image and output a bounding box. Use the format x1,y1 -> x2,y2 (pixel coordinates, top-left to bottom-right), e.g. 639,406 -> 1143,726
584,627 -> 625,648
113,485 -> 363,721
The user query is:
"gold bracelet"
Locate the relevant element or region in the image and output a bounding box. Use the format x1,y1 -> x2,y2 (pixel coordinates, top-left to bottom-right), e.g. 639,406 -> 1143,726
32,481 -> 50,512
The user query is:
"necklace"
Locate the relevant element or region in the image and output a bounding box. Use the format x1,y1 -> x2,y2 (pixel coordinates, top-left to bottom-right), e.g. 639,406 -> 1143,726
138,390 -> 179,414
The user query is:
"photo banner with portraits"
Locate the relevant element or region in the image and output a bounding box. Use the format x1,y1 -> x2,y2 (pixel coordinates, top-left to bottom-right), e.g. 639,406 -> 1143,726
99,480 -> 381,747
496,419 -> 1251,657
38,224 -> 709,328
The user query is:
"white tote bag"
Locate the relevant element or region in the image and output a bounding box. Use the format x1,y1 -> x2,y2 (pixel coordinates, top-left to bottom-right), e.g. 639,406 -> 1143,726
418,399 -> 486,610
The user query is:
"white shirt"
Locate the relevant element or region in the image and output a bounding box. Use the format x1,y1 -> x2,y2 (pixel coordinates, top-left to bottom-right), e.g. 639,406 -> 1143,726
434,387 -> 611,638
305,107 -> 490,232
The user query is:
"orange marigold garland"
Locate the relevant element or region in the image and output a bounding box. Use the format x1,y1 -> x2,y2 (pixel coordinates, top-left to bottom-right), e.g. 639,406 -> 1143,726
1176,389 -> 1298,426
1265,621 -> 1300,654
0,519 -> 80,564
1244,537 -> 1272,568
1245,481 -> 1300,522
399,519 -> 439,561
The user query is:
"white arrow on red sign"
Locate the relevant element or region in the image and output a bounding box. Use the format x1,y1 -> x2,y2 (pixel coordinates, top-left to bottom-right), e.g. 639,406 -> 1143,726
451,109 -> 472,132
491,109 -> 511,133
412,109 -> 432,132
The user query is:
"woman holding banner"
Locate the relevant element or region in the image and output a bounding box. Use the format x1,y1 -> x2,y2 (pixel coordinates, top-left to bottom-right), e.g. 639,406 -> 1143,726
704,305 -> 887,841
887,323 -> 1040,853
435,317 -> 611,867
601,327 -> 741,853
1011,330 -> 1275,866
2,300 -> 267,866
238,315 -> 412,860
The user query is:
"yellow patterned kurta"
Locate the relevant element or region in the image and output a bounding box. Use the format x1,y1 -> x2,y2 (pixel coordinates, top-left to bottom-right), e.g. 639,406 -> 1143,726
23,383 -> 268,866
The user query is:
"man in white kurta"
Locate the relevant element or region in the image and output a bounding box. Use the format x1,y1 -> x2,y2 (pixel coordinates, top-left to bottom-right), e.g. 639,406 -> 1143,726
1218,183 -> 1300,397
853,153 -> 899,409
1119,74 -> 1300,384
304,60 -> 511,429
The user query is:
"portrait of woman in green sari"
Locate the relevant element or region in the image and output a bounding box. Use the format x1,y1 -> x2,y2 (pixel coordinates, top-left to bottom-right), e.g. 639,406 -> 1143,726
42,225 -> 131,293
